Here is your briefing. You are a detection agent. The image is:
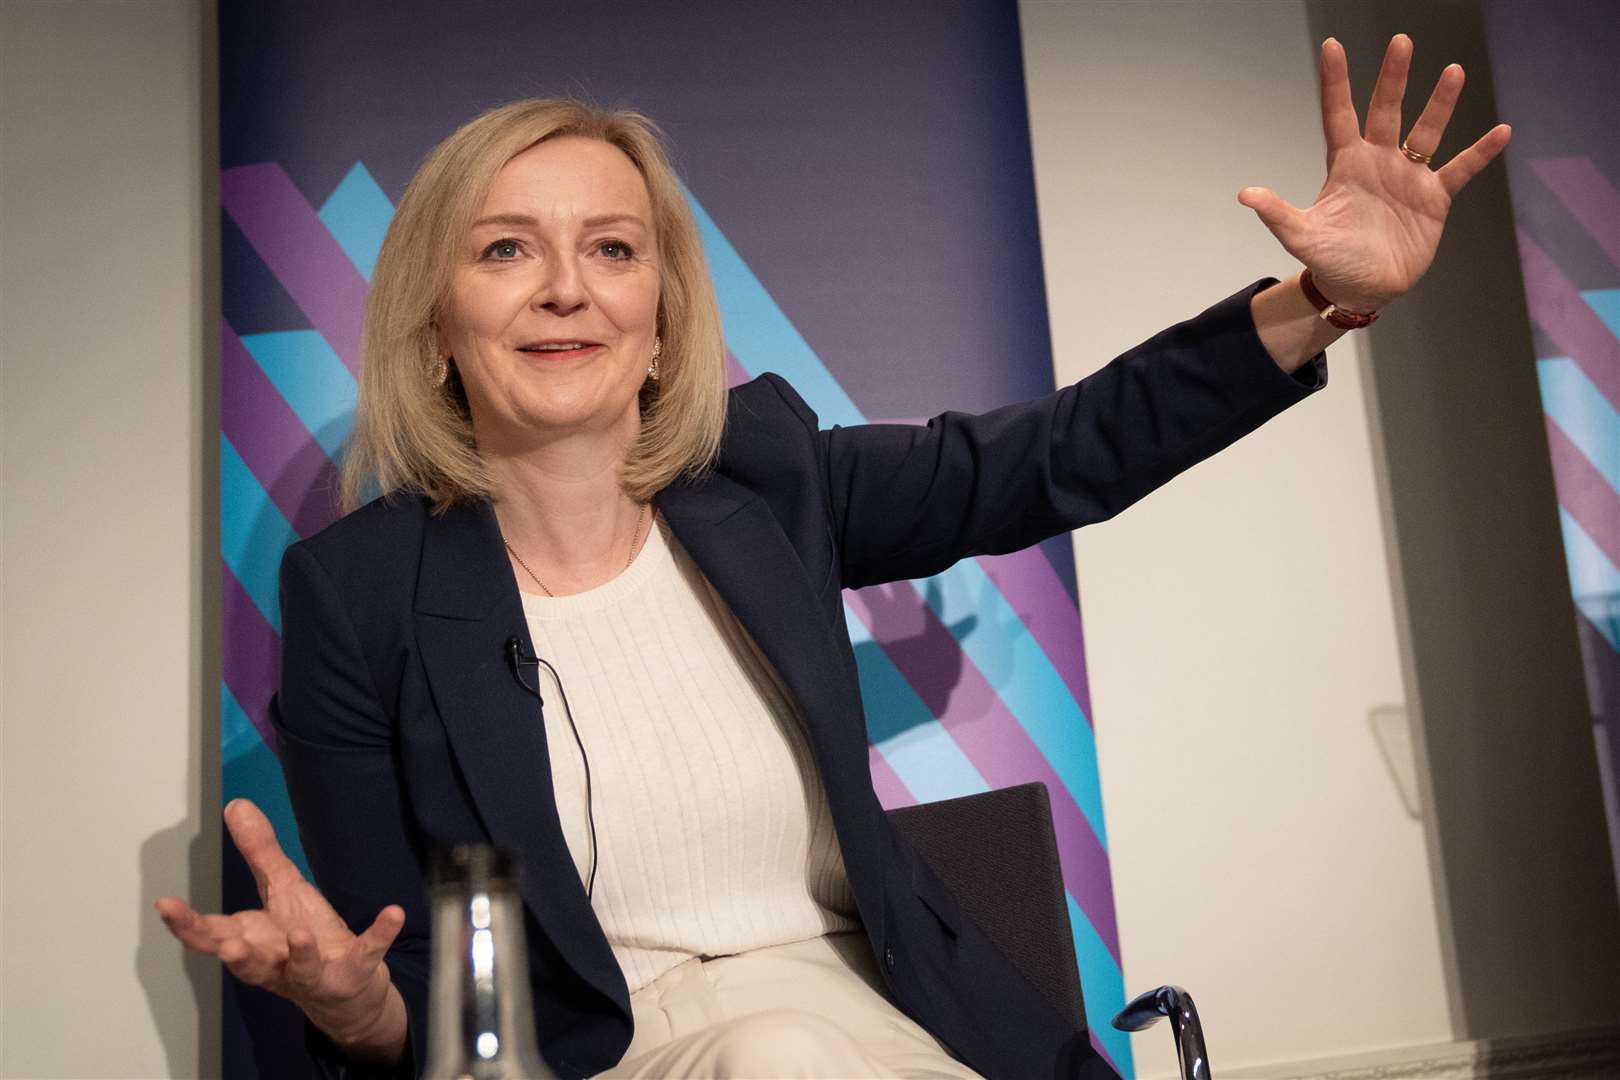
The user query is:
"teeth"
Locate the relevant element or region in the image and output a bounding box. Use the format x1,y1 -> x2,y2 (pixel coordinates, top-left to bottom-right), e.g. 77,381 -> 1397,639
526,343 -> 590,351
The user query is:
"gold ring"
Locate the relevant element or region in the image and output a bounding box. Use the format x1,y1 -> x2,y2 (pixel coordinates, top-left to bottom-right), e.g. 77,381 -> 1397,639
1400,141 -> 1435,166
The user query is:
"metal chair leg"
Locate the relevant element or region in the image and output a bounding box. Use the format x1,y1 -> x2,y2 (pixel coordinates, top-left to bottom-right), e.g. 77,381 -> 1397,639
1111,985 -> 1211,1080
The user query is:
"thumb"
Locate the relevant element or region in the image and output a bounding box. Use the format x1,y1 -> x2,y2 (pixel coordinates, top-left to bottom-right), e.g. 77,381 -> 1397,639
1238,187 -> 1308,254
347,904 -> 406,972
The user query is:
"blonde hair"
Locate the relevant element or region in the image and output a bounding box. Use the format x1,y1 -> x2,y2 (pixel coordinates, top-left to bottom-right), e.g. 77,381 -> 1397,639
341,99 -> 728,513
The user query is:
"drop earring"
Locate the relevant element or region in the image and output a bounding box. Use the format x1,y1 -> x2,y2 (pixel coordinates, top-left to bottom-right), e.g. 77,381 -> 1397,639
433,355 -> 450,384
647,336 -> 663,382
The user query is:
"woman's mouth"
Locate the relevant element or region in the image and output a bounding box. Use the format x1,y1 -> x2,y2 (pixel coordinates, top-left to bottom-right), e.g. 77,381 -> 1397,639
516,341 -> 602,361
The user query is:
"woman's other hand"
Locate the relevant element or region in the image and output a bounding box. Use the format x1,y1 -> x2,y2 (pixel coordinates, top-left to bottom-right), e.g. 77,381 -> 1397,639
1238,34 -> 1512,314
155,799 -> 409,1062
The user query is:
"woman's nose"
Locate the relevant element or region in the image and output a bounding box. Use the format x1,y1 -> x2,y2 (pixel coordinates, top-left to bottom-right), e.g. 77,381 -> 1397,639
531,257 -> 587,316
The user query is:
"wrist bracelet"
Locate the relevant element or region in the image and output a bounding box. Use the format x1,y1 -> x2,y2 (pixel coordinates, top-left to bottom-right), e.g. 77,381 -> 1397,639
1299,268 -> 1379,330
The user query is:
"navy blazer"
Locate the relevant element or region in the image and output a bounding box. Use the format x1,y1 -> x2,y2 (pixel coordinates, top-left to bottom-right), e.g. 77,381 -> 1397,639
273,281 -> 1323,1080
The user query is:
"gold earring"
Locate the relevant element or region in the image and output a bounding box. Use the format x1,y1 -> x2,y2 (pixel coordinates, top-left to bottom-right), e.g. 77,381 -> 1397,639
647,336 -> 663,382
433,355 -> 450,385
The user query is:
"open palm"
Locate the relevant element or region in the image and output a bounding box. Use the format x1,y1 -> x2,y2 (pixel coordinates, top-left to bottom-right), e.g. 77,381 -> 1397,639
1239,35 -> 1512,314
156,799 -> 406,1054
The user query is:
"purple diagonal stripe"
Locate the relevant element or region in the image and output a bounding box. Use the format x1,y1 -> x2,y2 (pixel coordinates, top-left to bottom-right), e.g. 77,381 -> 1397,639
221,163 -> 368,374
222,322 -> 344,538
1531,157 -> 1620,271
223,559 -> 281,753
1545,416 -> 1620,572
868,746 -> 918,809
976,548 -> 1094,721
1516,228 -> 1620,411
725,349 -> 751,388
844,589 -> 1121,963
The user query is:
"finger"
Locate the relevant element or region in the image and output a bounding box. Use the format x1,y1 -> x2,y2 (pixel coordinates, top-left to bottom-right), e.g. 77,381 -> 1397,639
156,897 -> 222,955
1365,34 -> 1413,146
1237,187 -> 1310,255
1437,123 -> 1512,198
1319,38 -> 1360,153
1404,63 -> 1464,159
284,927 -> 325,995
346,905 -> 406,974
224,798 -> 303,904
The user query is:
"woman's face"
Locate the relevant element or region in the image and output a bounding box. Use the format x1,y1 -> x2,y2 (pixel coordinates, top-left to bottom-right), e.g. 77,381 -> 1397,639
437,135 -> 661,454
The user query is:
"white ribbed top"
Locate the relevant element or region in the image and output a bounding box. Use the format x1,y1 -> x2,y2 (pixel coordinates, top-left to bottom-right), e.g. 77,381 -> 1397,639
519,516 -> 859,994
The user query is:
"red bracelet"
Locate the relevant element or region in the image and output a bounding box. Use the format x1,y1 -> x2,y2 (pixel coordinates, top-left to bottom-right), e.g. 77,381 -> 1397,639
1299,268 -> 1379,330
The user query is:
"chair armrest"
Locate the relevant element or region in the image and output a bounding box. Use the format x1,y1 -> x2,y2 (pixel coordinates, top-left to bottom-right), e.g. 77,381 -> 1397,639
1112,985 -> 1210,1080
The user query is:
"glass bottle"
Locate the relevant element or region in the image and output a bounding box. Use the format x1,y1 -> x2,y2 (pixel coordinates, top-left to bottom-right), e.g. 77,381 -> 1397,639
423,844 -> 557,1079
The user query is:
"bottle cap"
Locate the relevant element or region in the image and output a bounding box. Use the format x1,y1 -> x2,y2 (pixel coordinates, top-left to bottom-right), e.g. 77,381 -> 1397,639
429,843 -> 519,891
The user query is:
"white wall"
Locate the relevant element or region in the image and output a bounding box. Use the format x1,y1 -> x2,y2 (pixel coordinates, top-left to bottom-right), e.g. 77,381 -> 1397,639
1,1 -> 214,1077
1019,2 -> 1451,1075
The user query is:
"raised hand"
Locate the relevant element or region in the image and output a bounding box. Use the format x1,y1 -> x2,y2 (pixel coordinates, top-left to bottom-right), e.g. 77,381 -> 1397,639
1238,34 -> 1512,314
156,799 -> 408,1060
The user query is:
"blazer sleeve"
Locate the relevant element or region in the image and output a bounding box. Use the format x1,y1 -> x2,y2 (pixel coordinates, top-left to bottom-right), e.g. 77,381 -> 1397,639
273,540 -> 431,1079
814,280 -> 1327,589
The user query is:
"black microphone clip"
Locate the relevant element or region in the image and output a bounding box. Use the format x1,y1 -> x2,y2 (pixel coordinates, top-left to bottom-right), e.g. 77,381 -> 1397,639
506,636 -> 543,702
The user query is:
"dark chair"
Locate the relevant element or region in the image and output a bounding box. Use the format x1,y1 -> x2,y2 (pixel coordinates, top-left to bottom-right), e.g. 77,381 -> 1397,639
887,782 -> 1209,1080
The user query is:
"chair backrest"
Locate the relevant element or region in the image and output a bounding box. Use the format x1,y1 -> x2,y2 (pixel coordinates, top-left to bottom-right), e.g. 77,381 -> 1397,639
886,781 -> 1086,1033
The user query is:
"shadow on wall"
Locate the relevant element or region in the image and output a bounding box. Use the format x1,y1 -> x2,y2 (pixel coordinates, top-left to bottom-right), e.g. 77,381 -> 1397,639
855,571 -> 1037,745
136,821 -> 219,1079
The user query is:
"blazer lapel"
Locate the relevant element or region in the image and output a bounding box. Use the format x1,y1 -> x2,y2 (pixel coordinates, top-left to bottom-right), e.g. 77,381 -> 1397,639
412,499 -> 627,1011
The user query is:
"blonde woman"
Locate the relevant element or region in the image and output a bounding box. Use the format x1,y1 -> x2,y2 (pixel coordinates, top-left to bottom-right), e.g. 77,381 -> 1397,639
160,37 -> 1508,1079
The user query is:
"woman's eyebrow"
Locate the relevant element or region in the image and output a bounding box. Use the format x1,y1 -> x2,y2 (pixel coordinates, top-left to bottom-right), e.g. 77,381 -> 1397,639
468,212 -> 647,230
579,213 -> 647,230
470,212 -> 540,230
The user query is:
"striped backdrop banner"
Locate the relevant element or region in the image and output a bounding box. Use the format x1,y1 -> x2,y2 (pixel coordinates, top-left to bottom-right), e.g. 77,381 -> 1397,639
219,2 -> 1129,1074
1484,0 -> 1620,895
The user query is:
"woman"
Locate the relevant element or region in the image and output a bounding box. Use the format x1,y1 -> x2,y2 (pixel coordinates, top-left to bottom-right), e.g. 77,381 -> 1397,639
159,35 -> 1508,1079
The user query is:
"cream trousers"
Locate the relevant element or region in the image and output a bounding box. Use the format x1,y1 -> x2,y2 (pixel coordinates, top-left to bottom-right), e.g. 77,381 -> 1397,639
595,930 -> 984,1079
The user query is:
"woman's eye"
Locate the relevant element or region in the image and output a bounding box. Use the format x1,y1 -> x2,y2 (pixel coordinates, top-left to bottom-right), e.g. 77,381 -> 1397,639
483,239 -> 521,260
598,240 -> 634,260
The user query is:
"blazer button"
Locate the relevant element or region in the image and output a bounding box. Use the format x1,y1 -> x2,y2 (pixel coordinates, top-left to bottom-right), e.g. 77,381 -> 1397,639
884,946 -> 896,972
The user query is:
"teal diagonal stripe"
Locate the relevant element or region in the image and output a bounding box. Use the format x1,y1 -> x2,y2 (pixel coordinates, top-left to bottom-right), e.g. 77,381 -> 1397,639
1070,893 -> 1132,1073
222,681 -> 311,878
1559,508 -> 1620,652
1539,358 -> 1620,492
682,183 -> 864,428
241,330 -> 358,461
318,162 -> 393,282
221,434 -> 296,633
843,604 -> 990,802
1584,288 -> 1620,340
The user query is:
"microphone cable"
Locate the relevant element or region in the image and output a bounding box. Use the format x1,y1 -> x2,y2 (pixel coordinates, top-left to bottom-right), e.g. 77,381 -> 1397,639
506,637 -> 598,901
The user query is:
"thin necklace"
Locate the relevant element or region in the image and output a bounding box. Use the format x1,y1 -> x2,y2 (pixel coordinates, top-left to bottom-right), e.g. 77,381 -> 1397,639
504,503 -> 648,598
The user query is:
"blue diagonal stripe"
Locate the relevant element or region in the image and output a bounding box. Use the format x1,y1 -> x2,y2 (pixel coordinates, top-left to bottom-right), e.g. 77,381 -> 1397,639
223,681 -> 312,878
1584,288 -> 1620,341
929,563 -> 1106,847
845,605 -> 990,802
687,186 -> 1109,849
1539,357 -> 1620,492
241,330 -> 358,461
319,162 -> 393,282
223,678 -> 265,765
221,434 -> 296,633
1069,893 -> 1134,1074
1558,507 -> 1620,653
683,184 -> 864,428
